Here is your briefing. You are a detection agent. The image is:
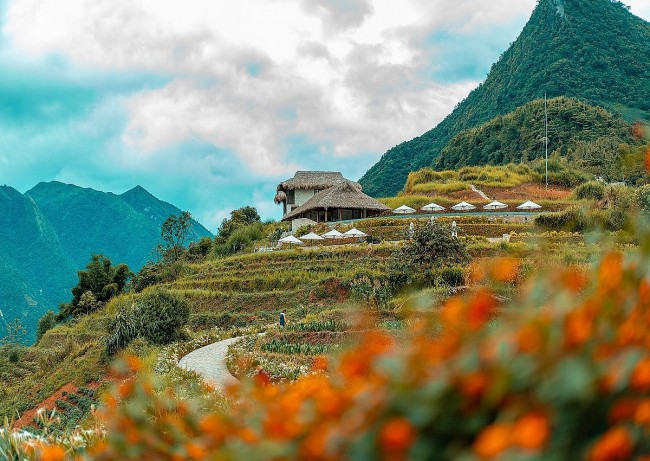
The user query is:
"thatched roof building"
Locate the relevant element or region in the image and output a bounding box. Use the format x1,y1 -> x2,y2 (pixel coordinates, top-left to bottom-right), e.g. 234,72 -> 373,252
282,180 -> 390,222
275,171 -> 355,204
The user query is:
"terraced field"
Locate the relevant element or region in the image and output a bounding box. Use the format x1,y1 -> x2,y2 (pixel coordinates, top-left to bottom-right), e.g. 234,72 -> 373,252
164,246 -> 393,331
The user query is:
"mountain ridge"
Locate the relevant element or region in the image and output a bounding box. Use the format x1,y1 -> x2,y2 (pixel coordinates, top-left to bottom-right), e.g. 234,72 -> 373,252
1,182 -> 213,342
359,0 -> 650,197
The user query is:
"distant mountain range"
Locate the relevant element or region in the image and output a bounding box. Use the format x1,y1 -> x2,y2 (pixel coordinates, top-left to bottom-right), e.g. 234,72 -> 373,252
0,182 -> 213,343
359,0 -> 650,197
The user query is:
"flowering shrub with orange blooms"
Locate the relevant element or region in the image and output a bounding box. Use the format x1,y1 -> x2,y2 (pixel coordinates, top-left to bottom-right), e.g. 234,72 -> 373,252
30,220 -> 650,460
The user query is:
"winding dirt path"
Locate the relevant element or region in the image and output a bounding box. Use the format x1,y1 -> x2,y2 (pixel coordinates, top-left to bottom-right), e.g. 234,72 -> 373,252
178,336 -> 242,391
470,184 -> 490,200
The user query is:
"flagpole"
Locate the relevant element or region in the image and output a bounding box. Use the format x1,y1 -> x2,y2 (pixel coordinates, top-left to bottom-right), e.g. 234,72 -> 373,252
545,93 -> 548,190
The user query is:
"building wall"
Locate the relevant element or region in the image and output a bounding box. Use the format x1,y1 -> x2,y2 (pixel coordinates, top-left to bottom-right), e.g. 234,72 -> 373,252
292,218 -> 316,232
295,189 -> 316,207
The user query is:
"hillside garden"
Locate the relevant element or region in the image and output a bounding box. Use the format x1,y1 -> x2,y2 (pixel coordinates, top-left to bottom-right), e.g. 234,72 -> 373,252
1,151 -> 649,459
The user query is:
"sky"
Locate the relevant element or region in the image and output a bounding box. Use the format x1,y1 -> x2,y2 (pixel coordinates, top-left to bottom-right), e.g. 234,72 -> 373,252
1,0 -> 649,231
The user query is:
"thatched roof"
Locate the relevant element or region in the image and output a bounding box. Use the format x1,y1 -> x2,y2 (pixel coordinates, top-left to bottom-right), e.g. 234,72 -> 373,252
276,171 -> 358,193
283,180 -> 390,221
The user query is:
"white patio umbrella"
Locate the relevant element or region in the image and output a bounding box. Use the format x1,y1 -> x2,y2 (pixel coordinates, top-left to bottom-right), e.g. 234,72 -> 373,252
300,232 -> 325,241
278,235 -> 304,247
421,202 -> 445,212
343,228 -> 368,238
483,200 -> 508,210
393,205 -> 416,214
517,200 -> 542,210
451,201 -> 476,211
322,229 -> 344,239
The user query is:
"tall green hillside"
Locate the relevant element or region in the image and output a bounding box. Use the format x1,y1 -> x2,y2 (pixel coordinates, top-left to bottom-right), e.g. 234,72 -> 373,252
436,97 -> 637,169
26,182 -> 213,272
0,186 -> 76,342
359,0 -> 650,197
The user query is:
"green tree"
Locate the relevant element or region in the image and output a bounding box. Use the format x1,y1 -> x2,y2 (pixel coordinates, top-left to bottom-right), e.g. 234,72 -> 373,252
36,310 -> 57,343
158,211 -> 193,261
391,221 -> 470,281
59,254 -> 132,319
217,206 -> 261,240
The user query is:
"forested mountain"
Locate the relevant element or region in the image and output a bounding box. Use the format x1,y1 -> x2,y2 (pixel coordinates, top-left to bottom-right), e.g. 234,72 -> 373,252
1,183 -> 213,343
436,97 -> 638,169
26,182 -> 213,271
359,0 -> 650,197
0,186 -> 76,343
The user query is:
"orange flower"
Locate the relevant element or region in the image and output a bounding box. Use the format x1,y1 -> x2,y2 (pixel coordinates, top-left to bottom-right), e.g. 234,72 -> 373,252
467,290 -> 498,330
313,355 -> 329,372
474,424 -> 512,458
598,253 -> 623,293
199,414 -> 226,442
609,399 -> 639,424
517,323 -> 544,353
238,427 -> 259,444
461,372 -> 490,400
185,442 -> 206,460
379,417 -> 416,455
635,399 -> 650,426
40,445 -> 66,461
588,427 -> 633,461
491,257 -> 519,283
562,268 -> 588,293
645,146 -> 650,173
126,355 -> 143,373
631,357 -> 650,392
564,310 -> 593,349
511,413 -> 549,450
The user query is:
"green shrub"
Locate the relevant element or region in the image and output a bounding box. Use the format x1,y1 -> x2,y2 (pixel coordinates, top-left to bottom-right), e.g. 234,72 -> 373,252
574,181 -> 605,200
636,184 -> 650,213
131,261 -> 184,292
437,267 -> 465,287
36,310 -> 57,343
106,289 -> 190,354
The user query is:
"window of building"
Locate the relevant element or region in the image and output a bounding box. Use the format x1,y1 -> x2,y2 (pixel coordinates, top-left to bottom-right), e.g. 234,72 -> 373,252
287,190 -> 295,204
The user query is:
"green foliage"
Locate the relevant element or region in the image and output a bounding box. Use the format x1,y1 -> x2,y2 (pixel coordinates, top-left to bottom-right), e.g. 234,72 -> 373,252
261,339 -> 328,355
158,211 -> 193,262
130,261 -> 184,293
217,206 -> 261,239
214,223 -> 265,257
436,98 -> 637,170
59,254 -> 131,319
106,288 -> 190,354
575,181 -> 606,200
36,310 -> 57,343
391,221 -> 470,278
636,184 -> 650,213
359,0 -> 650,197
187,237 -> 213,259
438,266 -> 465,287
286,319 -> 347,332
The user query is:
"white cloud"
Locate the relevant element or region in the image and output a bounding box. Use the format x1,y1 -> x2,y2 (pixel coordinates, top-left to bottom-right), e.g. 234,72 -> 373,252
1,0 -> 578,178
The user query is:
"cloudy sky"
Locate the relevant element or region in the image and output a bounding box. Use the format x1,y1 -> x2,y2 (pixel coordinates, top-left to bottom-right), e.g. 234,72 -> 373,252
1,0 -> 649,231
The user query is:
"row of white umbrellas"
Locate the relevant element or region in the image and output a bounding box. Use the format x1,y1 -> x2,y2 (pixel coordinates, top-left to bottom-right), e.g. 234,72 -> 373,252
393,200 -> 542,214
278,228 -> 368,245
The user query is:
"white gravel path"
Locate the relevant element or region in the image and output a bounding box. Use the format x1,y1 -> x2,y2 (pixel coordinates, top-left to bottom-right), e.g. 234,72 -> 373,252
178,336 -> 243,391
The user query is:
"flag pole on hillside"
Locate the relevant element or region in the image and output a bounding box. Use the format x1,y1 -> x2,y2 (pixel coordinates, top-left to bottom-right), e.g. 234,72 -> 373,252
545,93 -> 548,190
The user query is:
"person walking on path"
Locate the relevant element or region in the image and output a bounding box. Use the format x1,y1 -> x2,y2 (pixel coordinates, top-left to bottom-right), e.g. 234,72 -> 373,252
279,310 -> 286,328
